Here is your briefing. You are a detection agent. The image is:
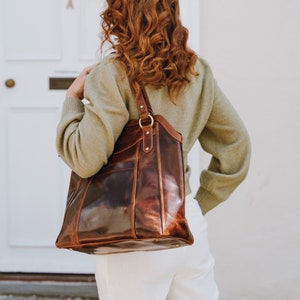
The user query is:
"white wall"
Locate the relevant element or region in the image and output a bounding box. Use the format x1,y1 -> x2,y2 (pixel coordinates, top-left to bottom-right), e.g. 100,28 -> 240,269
199,1 -> 300,299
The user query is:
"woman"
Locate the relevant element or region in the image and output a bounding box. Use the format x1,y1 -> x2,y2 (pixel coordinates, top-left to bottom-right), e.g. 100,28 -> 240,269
56,0 -> 251,299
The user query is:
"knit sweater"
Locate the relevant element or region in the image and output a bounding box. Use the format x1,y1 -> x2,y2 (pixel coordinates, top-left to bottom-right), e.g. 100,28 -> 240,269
56,55 -> 251,215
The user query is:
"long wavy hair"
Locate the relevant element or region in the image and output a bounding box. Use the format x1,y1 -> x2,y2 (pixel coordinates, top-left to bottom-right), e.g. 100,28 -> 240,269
101,0 -> 198,101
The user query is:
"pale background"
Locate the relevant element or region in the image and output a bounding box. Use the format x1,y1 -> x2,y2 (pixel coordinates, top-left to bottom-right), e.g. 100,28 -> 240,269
0,0 -> 299,299
199,1 -> 300,299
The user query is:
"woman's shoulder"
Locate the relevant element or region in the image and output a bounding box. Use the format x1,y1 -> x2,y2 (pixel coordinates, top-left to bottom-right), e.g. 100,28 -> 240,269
184,55 -> 216,93
89,53 -> 125,81
194,55 -> 215,79
93,53 -> 121,70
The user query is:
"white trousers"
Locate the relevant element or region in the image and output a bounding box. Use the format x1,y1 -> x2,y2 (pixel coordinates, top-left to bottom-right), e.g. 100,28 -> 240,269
95,195 -> 219,300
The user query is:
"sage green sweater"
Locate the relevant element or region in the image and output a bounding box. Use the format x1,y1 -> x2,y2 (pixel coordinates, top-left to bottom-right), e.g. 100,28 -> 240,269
56,55 -> 251,215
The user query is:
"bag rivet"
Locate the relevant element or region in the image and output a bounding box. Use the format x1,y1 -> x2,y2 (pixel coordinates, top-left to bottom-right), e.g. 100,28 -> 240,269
146,131 -> 150,135
140,105 -> 144,109
145,147 -> 149,151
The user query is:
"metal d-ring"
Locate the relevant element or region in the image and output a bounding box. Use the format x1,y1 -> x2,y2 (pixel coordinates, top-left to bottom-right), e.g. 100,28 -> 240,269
139,114 -> 154,128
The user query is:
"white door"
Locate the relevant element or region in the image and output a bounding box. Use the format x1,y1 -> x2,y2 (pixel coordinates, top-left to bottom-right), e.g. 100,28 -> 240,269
0,0 -> 106,273
0,0 -> 201,273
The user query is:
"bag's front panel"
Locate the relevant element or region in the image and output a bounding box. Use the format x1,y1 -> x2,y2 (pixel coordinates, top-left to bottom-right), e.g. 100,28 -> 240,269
112,121 -> 142,155
78,159 -> 136,242
158,123 -> 193,242
56,175 -> 91,247
134,131 -> 163,238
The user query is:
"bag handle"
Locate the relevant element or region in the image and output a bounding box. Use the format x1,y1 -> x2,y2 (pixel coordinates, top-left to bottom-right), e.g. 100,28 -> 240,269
129,80 -> 153,117
129,81 -> 154,153
140,86 -> 154,116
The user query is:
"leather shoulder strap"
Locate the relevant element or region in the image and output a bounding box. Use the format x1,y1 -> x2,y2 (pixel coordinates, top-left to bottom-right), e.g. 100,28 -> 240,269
129,80 -> 154,120
140,86 -> 154,116
128,80 -> 154,153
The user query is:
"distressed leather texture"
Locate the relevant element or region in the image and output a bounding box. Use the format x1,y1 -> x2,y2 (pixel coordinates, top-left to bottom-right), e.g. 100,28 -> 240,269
56,87 -> 194,254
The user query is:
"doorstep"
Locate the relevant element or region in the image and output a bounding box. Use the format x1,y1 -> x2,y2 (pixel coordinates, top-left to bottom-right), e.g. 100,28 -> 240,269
0,273 -> 98,299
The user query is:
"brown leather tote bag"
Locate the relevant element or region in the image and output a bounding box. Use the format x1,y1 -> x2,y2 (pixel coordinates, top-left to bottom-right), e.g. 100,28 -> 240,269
55,85 -> 194,254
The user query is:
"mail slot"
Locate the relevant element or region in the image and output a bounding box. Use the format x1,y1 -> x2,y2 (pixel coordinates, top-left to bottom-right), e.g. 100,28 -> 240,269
49,77 -> 76,90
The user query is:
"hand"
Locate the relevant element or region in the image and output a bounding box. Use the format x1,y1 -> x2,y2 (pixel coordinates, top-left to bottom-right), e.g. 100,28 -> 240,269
66,65 -> 95,99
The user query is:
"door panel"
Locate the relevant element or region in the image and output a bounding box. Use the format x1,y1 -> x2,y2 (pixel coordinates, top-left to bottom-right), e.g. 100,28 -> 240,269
7,107 -> 60,247
4,0 -> 62,60
0,0 -> 201,273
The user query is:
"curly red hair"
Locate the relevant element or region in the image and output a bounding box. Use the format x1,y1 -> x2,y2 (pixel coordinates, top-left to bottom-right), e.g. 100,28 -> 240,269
101,0 -> 198,100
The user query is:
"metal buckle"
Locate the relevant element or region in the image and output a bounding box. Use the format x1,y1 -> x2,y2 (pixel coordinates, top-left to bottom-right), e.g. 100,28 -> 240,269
139,114 -> 154,128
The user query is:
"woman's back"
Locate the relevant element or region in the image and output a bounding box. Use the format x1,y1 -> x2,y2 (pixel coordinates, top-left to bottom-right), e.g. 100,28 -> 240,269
58,52 -> 250,214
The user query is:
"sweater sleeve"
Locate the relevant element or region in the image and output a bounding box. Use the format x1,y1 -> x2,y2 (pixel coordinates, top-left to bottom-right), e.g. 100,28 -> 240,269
56,61 -> 129,178
195,76 -> 251,215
